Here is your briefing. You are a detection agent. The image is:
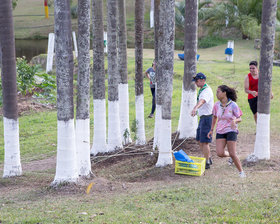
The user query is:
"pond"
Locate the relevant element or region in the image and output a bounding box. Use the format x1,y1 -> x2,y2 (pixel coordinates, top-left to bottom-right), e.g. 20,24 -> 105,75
15,39 -> 48,62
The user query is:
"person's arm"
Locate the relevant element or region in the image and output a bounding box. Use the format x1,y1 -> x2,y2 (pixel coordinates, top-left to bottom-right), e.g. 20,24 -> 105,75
231,117 -> 242,129
207,115 -> 217,138
145,70 -> 150,79
244,75 -> 258,97
191,99 -> 206,116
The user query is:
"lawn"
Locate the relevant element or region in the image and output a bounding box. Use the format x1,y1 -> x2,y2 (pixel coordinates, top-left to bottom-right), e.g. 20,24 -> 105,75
0,40 -> 280,223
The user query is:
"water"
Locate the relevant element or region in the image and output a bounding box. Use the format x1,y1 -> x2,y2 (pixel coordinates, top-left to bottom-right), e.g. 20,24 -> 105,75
15,39 -> 48,62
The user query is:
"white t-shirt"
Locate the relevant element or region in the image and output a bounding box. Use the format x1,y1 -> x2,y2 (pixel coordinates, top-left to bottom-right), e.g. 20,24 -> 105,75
197,85 -> 214,116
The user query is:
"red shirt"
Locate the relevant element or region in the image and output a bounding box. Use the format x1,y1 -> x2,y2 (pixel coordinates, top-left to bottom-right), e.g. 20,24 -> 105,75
248,73 -> 258,99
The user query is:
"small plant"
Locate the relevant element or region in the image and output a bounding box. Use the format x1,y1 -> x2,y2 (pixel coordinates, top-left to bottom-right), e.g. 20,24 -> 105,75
34,73 -> 56,103
123,128 -> 131,145
198,36 -> 227,48
130,119 -> 139,141
16,57 -> 39,95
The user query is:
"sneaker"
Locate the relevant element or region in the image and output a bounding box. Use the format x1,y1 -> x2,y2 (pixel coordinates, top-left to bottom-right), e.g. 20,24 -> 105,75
228,157 -> 233,166
205,162 -> 210,169
148,113 -> 154,118
239,171 -> 246,178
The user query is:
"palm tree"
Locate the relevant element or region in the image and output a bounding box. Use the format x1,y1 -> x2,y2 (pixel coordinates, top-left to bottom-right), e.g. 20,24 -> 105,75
153,0 -> 161,150
53,0 -> 78,184
0,0 -> 22,178
135,0 -> 146,145
156,0 -> 175,167
91,0 -> 107,155
118,0 -> 132,145
107,0 -> 123,151
177,0 -> 198,139
76,0 -> 91,176
253,0 -> 277,159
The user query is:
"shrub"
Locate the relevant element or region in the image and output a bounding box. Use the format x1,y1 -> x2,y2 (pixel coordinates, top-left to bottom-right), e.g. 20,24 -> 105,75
198,36 -> 227,48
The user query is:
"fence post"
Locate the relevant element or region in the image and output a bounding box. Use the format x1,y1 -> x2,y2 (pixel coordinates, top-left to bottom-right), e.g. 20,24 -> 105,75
226,40 -> 234,62
46,33 -> 55,73
72,31 -> 78,58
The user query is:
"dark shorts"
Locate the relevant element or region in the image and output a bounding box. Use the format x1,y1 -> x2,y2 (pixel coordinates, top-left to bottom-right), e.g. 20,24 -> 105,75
216,132 -> 238,141
248,97 -> 258,114
196,115 -> 212,143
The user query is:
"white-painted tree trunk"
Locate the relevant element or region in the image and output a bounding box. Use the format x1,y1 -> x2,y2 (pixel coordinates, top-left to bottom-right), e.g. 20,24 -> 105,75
72,31 -> 78,58
118,83 -> 132,145
153,104 -> 162,150
3,118 -> 22,178
108,101 -> 123,152
156,119 -> 173,166
177,86 -> 197,139
104,31 -> 108,53
76,119 -> 91,176
91,99 -> 107,155
253,113 -> 270,159
150,0 -> 154,28
46,33 -> 55,73
135,94 -> 146,145
53,120 -> 78,184
226,40 -> 234,62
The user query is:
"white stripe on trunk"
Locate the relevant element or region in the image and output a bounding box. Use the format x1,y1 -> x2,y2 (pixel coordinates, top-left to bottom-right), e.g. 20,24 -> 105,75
156,118 -> 173,167
153,104 -> 162,150
76,118 -> 91,176
3,117 -> 22,177
135,94 -> 146,145
177,87 -> 197,139
254,113 -> 270,159
108,100 -> 123,152
118,83 -> 132,145
53,119 -> 78,184
91,99 -> 107,155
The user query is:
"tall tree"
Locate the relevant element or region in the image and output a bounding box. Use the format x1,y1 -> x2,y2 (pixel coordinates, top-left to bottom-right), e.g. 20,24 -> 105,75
153,0 -> 161,150
156,0 -> 175,166
253,0 -> 277,159
91,0 -> 107,155
53,0 -> 78,184
118,0 -> 132,145
107,0 -> 123,151
135,0 -> 146,145
177,0 -> 198,139
76,0 -> 91,176
0,0 -> 22,177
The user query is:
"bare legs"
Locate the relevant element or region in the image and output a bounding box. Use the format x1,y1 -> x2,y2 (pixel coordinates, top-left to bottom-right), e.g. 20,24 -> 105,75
254,113 -> 257,123
199,142 -> 210,161
216,139 -> 243,172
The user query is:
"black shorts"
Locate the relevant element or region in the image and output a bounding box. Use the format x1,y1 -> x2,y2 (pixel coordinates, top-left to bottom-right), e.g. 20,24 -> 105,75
196,115 -> 212,143
216,132 -> 237,141
248,97 -> 258,114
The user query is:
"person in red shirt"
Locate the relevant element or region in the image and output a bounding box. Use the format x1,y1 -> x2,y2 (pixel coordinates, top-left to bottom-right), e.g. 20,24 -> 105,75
244,61 -> 259,123
244,61 -> 273,123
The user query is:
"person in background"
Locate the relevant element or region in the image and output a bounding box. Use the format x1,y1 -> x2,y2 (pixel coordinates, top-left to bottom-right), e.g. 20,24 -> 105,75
244,60 -> 273,123
191,73 -> 214,169
208,85 -> 246,178
145,60 -> 156,118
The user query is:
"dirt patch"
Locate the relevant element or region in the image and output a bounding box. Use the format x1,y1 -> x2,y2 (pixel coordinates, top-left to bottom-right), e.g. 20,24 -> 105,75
1,132 -> 279,198
0,94 -> 55,116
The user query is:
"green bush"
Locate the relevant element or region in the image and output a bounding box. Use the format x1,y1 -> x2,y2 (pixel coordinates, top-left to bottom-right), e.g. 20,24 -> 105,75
198,36 -> 227,48
16,57 -> 39,95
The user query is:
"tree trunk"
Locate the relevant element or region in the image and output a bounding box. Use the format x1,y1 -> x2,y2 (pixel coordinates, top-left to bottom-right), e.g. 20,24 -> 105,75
76,0 -> 91,176
118,0 -> 132,145
91,0 -> 107,155
153,0 -> 161,150
135,0 -> 146,145
53,0 -> 78,185
0,0 -> 22,177
156,0 -> 175,167
177,0 -> 198,139
107,0 -> 123,151
253,0 -> 277,159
